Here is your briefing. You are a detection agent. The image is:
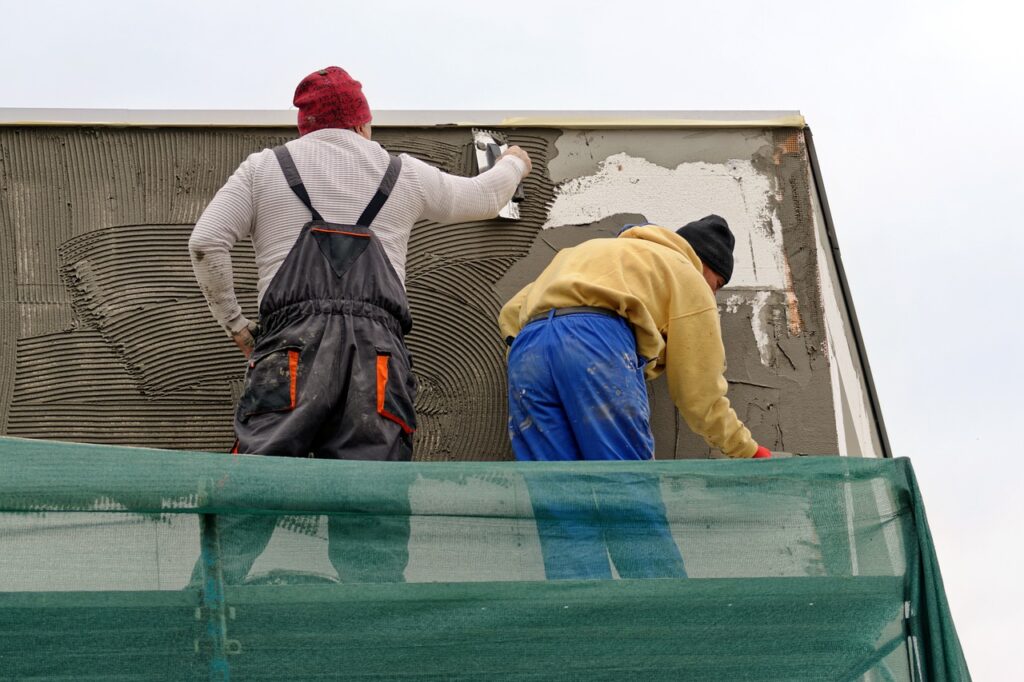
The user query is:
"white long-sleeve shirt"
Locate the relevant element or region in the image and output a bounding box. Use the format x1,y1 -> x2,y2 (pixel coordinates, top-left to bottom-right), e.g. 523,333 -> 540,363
189,128 -> 526,335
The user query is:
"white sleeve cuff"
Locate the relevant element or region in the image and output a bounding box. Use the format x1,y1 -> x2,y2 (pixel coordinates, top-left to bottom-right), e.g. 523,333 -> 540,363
224,314 -> 252,337
499,155 -> 527,178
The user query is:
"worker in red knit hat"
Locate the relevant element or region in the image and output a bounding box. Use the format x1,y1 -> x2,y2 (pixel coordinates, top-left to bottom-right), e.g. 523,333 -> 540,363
293,66 -> 373,135
188,66 -> 531,584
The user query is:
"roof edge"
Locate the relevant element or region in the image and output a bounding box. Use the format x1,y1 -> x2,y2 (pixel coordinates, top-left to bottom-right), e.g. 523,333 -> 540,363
0,109 -> 805,129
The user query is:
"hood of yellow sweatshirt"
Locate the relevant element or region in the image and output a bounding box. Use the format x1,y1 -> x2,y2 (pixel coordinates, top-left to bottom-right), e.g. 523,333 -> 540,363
617,224 -> 703,271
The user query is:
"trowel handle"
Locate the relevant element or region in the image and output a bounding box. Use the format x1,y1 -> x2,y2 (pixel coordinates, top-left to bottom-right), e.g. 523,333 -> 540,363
512,181 -> 525,203
485,143 -> 502,168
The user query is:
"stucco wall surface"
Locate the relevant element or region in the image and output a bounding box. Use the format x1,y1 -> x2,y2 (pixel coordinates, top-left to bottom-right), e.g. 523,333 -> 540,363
0,125 -> 848,459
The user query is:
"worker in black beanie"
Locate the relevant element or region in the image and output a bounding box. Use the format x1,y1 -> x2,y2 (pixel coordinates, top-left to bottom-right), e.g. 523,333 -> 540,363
500,215 -> 769,461
499,215 -> 769,580
675,214 -> 734,286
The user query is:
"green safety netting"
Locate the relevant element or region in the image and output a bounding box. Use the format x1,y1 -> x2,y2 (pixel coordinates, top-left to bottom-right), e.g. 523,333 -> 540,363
0,437 -> 968,680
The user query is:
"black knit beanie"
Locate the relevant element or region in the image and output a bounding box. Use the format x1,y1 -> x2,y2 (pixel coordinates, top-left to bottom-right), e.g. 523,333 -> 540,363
675,214 -> 735,284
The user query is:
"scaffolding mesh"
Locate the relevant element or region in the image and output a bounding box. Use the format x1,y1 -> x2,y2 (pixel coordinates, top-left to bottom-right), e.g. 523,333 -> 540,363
0,437 -> 968,680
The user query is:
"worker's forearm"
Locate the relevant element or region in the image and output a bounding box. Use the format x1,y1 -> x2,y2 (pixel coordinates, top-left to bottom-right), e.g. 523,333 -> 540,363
189,242 -> 249,336
680,389 -> 758,458
426,156 -> 526,223
666,311 -> 758,457
189,157 -> 255,335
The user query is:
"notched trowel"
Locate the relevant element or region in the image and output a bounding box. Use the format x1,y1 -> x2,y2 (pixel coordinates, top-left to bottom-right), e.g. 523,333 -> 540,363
473,129 -> 525,220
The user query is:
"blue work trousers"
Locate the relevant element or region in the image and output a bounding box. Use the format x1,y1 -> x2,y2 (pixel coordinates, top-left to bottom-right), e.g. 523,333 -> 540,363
507,312 -> 686,579
507,312 -> 653,461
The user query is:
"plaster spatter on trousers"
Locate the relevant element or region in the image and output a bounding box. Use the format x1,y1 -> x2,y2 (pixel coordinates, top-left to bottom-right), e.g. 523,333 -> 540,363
235,146 -> 417,462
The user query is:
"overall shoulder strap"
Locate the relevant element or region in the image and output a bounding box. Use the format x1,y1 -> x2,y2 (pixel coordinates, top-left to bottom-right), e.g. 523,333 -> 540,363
273,145 -> 324,222
357,155 -> 403,227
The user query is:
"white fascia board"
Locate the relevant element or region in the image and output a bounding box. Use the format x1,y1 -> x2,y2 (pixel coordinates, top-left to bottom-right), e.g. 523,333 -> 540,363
0,109 -> 805,129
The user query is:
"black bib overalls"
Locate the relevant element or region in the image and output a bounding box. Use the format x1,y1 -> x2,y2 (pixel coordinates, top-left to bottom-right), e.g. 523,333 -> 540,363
234,145 -> 417,461
193,146 -> 416,587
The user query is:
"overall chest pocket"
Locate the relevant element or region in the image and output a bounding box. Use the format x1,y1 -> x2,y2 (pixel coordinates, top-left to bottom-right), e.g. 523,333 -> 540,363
310,223 -> 372,278
237,345 -> 301,420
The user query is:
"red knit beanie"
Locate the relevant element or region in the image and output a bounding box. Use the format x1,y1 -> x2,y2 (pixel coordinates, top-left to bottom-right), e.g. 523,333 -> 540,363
293,67 -> 371,136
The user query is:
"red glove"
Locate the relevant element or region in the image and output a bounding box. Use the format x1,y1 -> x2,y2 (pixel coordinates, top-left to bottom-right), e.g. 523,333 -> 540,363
752,445 -> 772,459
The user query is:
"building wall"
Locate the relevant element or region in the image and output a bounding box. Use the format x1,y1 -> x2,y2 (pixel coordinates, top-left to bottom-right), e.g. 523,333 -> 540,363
0,124 -> 844,459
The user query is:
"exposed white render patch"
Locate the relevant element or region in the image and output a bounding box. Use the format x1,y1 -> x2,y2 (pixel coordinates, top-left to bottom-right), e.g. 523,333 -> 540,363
749,291 -> 773,367
544,153 -> 787,289
721,293 -> 773,368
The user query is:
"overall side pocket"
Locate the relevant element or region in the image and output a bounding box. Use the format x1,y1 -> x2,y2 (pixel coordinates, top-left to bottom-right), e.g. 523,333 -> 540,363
375,350 -> 416,435
238,345 -> 301,421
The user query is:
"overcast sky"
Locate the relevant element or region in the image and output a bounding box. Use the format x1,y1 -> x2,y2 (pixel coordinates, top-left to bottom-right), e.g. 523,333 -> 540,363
3,0 -> 1020,675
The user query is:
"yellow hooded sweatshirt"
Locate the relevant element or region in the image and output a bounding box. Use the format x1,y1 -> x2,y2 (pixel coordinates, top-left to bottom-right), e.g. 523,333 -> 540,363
498,225 -> 758,458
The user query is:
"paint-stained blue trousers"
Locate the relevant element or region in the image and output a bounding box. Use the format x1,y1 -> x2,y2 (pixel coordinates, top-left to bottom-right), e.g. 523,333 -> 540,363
508,312 -> 653,461
507,312 -> 686,579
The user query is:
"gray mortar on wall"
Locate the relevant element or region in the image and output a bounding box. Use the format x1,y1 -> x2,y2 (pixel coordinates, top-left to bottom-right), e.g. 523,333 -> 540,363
0,126 -> 561,459
0,124 -> 837,459
548,129 -> 774,184
0,135 -> 17,433
499,128 -> 838,458
0,127 -> 293,449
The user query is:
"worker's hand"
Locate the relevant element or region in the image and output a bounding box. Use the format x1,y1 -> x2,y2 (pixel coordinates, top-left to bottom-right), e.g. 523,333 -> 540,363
752,445 -> 772,459
499,145 -> 532,177
231,322 -> 257,359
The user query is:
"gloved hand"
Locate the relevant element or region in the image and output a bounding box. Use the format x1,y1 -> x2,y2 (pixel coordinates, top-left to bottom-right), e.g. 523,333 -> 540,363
752,445 -> 772,459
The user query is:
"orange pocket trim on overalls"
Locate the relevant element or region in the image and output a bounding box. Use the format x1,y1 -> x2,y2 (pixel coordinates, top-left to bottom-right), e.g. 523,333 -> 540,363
288,349 -> 299,409
310,227 -> 371,238
376,353 -> 414,435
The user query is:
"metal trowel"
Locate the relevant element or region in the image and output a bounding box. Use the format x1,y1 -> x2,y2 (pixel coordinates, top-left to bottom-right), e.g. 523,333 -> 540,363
473,129 -> 524,220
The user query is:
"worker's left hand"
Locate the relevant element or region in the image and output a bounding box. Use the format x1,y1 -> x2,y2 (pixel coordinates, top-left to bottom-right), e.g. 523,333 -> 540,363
232,322 -> 257,359
752,445 -> 772,459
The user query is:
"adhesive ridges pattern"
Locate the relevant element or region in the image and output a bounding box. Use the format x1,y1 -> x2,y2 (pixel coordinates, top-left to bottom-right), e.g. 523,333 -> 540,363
2,127 -> 559,459
58,224 -> 258,395
399,131 -> 558,460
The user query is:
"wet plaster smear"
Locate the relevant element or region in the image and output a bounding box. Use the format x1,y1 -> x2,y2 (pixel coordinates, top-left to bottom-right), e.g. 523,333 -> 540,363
0,125 -> 837,459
